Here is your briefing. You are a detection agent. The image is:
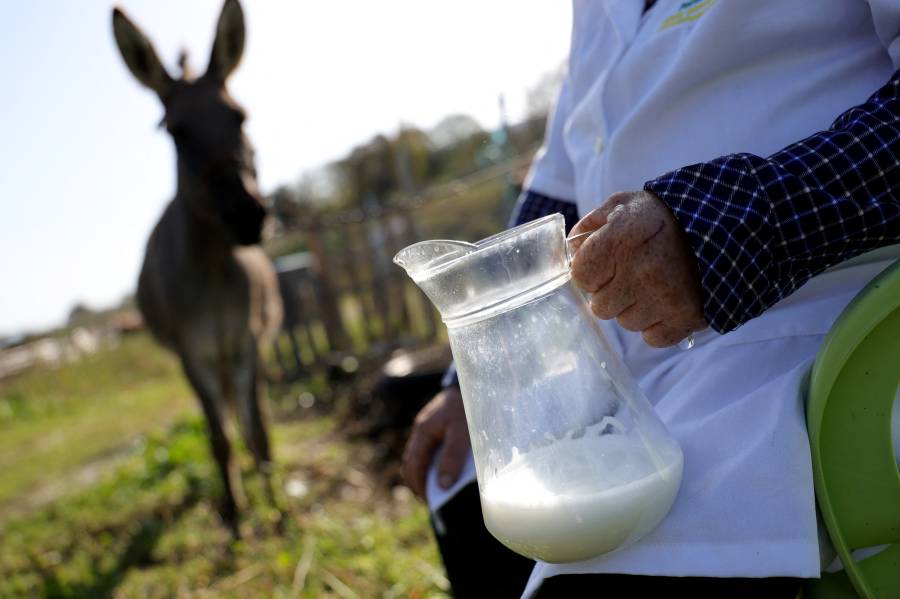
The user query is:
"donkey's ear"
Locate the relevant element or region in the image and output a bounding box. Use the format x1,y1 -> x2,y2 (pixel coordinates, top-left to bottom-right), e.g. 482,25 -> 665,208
112,7 -> 173,96
205,0 -> 245,83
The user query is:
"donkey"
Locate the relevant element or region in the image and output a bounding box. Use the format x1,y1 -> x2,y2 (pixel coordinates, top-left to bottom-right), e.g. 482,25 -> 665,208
112,0 -> 283,536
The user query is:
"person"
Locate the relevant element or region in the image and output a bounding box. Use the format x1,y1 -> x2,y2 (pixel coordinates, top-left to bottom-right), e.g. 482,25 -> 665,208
403,1 -> 900,597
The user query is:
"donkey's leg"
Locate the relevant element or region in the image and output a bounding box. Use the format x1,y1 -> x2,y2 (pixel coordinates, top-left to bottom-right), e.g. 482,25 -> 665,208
235,341 -> 278,509
181,355 -> 245,537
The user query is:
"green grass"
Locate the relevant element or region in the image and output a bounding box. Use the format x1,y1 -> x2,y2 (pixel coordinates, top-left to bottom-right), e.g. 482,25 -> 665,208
0,174 -> 515,597
0,335 -> 193,511
0,334 -> 448,598
1,416 -> 447,598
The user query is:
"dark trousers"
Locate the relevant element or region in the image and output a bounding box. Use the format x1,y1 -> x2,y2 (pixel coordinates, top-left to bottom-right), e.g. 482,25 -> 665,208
432,483 -> 803,598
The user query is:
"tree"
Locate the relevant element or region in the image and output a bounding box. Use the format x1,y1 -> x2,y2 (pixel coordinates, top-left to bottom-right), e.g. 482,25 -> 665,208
67,303 -> 96,327
525,62 -> 566,119
270,185 -> 301,228
427,114 -> 484,150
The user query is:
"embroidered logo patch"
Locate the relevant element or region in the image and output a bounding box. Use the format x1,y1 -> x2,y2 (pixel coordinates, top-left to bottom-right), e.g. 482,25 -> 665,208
658,0 -> 717,31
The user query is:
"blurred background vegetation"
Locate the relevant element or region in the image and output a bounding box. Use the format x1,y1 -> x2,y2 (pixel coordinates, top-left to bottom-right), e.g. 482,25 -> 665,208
0,334 -> 445,598
0,60 -> 561,595
0,0 -> 562,584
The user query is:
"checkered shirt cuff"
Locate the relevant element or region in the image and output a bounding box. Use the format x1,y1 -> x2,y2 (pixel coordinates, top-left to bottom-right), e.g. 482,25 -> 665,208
646,70 -> 900,333
510,189 -> 579,232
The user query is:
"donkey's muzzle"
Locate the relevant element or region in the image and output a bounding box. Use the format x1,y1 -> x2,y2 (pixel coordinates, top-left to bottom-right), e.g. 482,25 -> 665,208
229,194 -> 266,245
212,164 -> 267,245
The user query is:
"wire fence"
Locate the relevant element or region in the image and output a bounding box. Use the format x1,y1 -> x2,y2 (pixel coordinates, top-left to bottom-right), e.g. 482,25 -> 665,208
270,153 -> 532,381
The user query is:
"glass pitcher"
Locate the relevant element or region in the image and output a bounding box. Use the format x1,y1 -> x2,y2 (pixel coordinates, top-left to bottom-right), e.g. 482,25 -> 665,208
394,213 -> 683,564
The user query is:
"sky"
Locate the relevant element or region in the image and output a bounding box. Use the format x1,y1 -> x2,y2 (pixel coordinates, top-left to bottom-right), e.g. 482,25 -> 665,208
0,1 -> 571,336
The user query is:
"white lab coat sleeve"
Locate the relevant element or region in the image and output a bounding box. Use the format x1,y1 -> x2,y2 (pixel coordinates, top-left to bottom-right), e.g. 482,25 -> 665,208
865,1 -> 900,67
523,74 -> 577,201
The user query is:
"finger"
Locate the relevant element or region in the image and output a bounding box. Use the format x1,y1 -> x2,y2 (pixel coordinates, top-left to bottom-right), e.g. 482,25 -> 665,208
616,301 -> 660,332
642,322 -> 690,348
567,192 -> 631,254
402,421 -> 444,499
571,227 -> 616,293
590,282 -> 636,320
436,422 -> 472,489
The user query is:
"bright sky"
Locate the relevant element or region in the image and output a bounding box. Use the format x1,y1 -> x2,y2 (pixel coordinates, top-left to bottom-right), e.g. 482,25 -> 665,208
0,1 -> 571,336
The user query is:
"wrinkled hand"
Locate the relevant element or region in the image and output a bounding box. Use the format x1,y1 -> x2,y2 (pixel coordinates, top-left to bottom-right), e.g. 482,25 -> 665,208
569,190 -> 707,347
402,386 -> 470,500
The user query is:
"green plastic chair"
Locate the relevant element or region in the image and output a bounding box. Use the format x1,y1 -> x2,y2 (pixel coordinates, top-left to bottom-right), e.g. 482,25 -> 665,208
803,260 -> 900,599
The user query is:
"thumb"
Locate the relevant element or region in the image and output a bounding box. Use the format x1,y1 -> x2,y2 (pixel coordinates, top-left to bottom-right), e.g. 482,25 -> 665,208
437,423 -> 472,489
567,192 -> 630,254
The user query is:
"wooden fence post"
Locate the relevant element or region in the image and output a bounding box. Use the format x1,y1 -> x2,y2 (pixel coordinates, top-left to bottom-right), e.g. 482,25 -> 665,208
365,216 -> 392,343
306,223 -> 350,353
401,209 -> 439,340
386,212 -> 414,337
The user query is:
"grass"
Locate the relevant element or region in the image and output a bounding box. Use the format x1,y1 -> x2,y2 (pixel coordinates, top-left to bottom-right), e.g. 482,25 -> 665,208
0,335 -> 193,512
0,174 -> 517,598
0,334 -> 449,598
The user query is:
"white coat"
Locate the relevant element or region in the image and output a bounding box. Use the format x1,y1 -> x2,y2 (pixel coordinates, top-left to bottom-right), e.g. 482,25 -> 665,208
429,0 -> 900,594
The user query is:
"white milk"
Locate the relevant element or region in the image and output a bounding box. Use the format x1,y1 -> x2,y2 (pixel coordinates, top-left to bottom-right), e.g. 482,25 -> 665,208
480,431 -> 683,563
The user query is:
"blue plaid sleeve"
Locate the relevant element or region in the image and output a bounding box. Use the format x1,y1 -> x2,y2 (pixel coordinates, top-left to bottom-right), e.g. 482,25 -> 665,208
510,189 -> 579,232
645,70 -> 900,333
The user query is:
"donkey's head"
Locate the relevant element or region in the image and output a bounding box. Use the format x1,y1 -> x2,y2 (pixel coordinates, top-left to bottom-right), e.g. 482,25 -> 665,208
113,0 -> 265,246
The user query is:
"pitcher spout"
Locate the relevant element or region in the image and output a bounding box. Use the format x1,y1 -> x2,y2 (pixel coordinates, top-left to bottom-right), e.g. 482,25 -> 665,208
392,239 -> 477,280
394,214 -> 568,325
